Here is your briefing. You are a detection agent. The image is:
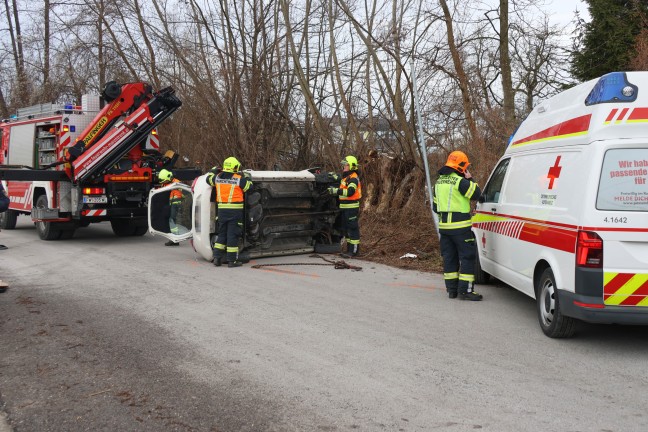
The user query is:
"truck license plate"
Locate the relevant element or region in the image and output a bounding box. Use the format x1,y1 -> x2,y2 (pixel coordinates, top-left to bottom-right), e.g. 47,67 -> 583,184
83,196 -> 108,204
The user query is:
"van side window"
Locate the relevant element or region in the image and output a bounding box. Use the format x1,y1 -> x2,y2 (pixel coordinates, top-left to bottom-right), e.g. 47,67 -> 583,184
482,158 -> 510,203
597,148 -> 648,211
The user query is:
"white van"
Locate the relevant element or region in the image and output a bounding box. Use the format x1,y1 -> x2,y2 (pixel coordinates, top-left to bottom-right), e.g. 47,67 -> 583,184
473,71 -> 648,338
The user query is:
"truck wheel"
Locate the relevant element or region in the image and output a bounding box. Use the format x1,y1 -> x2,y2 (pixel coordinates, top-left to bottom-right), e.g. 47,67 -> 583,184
34,195 -> 62,240
0,209 -> 18,229
474,252 -> 491,285
133,226 -> 148,236
59,229 -> 76,240
110,219 -> 136,236
536,267 -> 576,338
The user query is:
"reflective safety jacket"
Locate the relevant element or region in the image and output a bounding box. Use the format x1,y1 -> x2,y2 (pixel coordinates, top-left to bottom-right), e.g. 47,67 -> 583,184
339,171 -> 362,209
206,171 -> 252,210
169,178 -> 183,205
433,168 -> 481,232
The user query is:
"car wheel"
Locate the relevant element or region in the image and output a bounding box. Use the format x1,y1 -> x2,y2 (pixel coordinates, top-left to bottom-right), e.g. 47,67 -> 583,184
536,267 -> 576,338
314,243 -> 341,254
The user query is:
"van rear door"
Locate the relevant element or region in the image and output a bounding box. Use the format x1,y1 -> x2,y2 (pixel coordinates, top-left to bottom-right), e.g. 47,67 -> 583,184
592,146 -> 648,307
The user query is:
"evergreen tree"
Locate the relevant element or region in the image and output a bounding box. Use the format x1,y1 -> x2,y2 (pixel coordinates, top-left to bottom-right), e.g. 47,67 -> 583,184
571,0 -> 648,81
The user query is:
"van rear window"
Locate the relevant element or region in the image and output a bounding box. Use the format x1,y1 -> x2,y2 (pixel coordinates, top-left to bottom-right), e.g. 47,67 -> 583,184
597,149 -> 648,211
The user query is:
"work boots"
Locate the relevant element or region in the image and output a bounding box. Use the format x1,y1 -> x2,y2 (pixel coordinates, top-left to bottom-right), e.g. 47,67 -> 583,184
340,243 -> 360,258
165,240 -> 179,247
213,250 -> 223,267
458,291 -> 483,301
228,261 -> 243,268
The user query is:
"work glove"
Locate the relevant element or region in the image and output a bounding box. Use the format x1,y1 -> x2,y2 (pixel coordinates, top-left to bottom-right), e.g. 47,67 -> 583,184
328,187 -> 339,196
205,172 -> 215,185
242,171 -> 252,178
328,172 -> 340,181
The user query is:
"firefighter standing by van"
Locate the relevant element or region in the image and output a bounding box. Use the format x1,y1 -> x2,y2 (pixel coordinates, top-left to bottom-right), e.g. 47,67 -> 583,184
329,155 -> 362,257
206,157 -> 252,268
158,169 -> 184,246
433,151 -> 483,301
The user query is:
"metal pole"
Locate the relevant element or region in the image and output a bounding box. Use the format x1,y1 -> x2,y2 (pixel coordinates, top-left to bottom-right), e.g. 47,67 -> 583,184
410,59 -> 440,238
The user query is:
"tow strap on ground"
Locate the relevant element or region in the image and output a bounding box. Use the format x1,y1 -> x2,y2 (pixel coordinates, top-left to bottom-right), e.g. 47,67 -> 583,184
251,253 -> 362,271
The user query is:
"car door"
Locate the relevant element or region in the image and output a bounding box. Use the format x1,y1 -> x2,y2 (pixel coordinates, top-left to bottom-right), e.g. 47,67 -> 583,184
148,181 -> 195,240
473,158 -> 510,278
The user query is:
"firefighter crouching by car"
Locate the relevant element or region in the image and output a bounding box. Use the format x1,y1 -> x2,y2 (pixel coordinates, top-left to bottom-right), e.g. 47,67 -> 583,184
206,157 -> 252,268
328,155 -> 362,257
158,169 -> 183,247
433,151 -> 483,301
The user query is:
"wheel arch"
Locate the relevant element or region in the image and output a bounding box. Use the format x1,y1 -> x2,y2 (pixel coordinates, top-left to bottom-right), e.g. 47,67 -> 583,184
32,186 -> 48,208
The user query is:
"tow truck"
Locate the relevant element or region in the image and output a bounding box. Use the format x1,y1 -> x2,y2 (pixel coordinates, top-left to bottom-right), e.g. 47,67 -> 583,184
0,81 -> 198,239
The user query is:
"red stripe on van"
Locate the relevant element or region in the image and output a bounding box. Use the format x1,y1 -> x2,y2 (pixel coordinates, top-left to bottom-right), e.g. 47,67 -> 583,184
580,226 -> 648,233
616,108 -> 629,122
603,273 -> 634,296
605,109 -> 618,122
518,223 -> 577,253
627,107 -> 648,121
511,114 -> 591,147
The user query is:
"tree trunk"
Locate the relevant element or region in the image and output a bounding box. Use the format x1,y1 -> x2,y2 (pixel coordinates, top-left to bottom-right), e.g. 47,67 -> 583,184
438,0 -> 478,143
500,0 -> 515,131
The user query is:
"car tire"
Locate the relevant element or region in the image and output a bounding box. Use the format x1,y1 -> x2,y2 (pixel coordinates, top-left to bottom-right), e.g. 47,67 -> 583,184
314,243 -> 341,254
536,267 -> 576,338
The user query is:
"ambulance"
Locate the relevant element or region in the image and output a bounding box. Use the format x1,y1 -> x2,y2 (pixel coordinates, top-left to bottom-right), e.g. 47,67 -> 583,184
473,71 -> 648,338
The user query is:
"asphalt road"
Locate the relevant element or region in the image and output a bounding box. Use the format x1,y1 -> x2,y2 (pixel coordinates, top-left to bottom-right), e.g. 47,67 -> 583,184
1,218 -> 647,431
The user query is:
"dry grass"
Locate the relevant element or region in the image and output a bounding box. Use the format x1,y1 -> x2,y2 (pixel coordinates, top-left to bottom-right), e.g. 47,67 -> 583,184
356,207 -> 443,274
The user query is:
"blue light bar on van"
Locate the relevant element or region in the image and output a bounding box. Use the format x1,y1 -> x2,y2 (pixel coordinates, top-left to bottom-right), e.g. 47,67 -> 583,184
585,72 -> 638,106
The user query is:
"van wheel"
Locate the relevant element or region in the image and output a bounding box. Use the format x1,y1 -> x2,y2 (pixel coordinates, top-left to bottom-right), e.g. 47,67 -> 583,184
536,267 -> 576,338
34,195 -> 62,240
474,252 -> 490,285
0,209 -> 18,229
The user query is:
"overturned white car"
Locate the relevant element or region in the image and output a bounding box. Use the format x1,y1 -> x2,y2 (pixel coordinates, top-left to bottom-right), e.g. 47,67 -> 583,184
148,169 -> 343,262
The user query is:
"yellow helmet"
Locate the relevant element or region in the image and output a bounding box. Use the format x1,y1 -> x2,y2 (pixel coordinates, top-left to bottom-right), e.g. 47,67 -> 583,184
223,156 -> 241,173
445,151 -> 470,174
341,155 -> 358,170
158,168 -> 173,183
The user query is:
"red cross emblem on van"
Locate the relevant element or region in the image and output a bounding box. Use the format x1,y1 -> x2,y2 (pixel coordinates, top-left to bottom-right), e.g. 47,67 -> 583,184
547,156 -> 562,189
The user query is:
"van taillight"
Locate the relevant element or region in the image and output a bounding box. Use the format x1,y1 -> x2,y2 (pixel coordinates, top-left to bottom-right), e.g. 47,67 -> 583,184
576,231 -> 603,268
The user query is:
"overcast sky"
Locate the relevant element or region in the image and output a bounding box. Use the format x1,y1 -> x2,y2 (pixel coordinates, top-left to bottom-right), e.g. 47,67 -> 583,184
545,0 -> 590,28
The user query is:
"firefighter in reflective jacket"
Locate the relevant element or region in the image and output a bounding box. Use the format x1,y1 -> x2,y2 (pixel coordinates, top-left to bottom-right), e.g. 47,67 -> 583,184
433,151 -> 483,301
158,169 -> 183,246
328,155 -> 362,256
205,156 -> 252,268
